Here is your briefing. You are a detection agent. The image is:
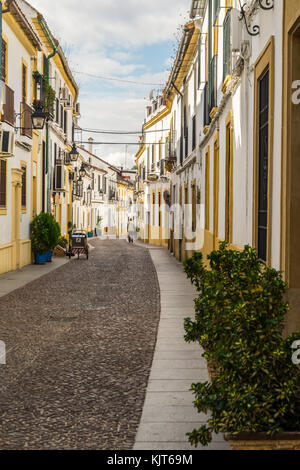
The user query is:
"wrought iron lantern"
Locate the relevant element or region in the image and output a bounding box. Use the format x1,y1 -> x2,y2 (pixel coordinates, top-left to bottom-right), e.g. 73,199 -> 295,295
31,101 -> 47,130
79,163 -> 86,178
69,143 -> 79,162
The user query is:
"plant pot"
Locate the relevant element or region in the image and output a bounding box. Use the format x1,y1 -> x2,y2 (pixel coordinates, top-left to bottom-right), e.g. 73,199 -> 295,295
45,250 -> 53,262
224,432 -> 300,450
34,252 -> 48,264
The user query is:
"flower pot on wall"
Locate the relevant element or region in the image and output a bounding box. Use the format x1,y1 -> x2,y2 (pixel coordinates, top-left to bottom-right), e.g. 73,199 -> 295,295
34,252 -> 47,264
224,433 -> 300,450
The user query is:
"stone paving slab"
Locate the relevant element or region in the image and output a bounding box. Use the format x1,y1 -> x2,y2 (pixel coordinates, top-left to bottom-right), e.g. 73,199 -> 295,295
141,405 -> 207,423
134,246 -> 229,451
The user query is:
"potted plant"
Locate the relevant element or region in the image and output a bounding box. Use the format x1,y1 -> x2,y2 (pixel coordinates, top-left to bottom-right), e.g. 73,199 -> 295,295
184,243 -> 300,449
30,212 -> 51,264
46,213 -> 61,261
30,212 -> 60,264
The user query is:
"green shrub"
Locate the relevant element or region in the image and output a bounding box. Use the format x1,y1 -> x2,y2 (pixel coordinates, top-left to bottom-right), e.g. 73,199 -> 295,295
184,242 -> 300,447
47,213 -> 60,250
30,212 -> 60,254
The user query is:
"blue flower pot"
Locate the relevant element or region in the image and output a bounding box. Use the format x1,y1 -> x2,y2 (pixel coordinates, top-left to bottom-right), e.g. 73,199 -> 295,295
34,252 -> 48,264
46,250 -> 53,262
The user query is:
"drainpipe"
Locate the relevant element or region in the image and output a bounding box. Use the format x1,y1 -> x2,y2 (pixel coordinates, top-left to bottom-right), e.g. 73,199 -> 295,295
37,15 -> 57,213
45,47 -> 57,175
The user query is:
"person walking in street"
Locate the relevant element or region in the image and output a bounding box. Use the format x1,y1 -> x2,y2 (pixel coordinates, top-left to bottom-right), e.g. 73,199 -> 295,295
127,218 -> 135,243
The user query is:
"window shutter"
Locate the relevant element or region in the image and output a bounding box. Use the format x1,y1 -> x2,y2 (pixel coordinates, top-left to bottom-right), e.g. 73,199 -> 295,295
64,110 -> 67,134
197,36 -> 201,89
213,0 -> 220,24
56,98 -> 59,123
22,64 -> 27,103
223,9 -> 231,82
1,40 -> 7,83
0,159 -> 7,207
60,105 -> 64,129
43,54 -> 47,75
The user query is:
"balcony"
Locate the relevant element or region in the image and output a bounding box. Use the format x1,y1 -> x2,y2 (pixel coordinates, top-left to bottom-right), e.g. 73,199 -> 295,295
2,84 -> 14,127
21,102 -> 33,139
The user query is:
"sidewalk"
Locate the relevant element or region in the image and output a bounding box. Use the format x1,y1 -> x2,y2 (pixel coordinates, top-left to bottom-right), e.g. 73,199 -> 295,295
134,245 -> 229,450
0,258 -> 68,298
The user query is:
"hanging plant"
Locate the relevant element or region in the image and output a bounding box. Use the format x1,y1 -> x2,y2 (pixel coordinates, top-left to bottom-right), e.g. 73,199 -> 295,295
32,70 -> 42,84
41,76 -> 56,113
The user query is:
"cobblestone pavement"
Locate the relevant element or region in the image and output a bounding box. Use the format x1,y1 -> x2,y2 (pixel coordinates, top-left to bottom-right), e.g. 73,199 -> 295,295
0,239 -> 160,449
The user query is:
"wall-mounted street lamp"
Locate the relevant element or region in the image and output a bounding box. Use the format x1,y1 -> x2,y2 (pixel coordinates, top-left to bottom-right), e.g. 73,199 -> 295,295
87,184 -> 92,206
69,143 -> 79,162
79,163 -> 86,178
77,175 -> 83,186
31,101 -> 47,130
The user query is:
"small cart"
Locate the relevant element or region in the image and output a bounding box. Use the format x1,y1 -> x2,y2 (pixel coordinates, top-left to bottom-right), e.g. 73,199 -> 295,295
70,230 -> 89,260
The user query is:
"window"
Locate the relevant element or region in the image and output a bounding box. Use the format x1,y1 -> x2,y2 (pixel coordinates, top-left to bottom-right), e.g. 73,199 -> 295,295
0,159 -> 7,208
22,62 -> 27,103
213,0 -> 220,23
184,106 -> 188,158
56,98 -> 59,123
192,115 -> 196,151
197,36 -> 201,89
64,110 -> 67,134
225,116 -> 233,243
1,39 -> 7,83
223,8 -> 231,82
60,105 -> 64,129
152,192 -> 155,225
21,164 -> 27,210
158,192 -> 161,227
203,82 -> 210,126
43,54 -> 47,75
213,136 -> 219,241
209,54 -> 217,110
152,144 -> 155,170
147,146 -> 150,175
257,70 -> 269,262
192,182 -> 196,232
205,147 -> 210,231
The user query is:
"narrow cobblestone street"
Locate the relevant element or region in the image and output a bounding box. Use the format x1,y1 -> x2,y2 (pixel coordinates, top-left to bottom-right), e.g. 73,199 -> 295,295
0,240 -> 160,450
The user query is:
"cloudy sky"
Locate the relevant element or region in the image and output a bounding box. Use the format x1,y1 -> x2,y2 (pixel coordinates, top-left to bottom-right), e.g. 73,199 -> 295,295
28,0 -> 191,168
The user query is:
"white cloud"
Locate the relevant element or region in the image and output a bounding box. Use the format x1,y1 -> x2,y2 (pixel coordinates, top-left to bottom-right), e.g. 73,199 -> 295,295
27,0 -> 191,48
26,0 -> 191,167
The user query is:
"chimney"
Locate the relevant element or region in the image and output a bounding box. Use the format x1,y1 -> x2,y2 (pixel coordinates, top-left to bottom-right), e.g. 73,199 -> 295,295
88,137 -> 94,154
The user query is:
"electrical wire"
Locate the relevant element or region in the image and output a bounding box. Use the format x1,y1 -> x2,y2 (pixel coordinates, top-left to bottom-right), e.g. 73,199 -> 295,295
71,70 -> 164,86
75,141 -> 168,145
74,128 -> 171,135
